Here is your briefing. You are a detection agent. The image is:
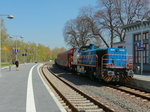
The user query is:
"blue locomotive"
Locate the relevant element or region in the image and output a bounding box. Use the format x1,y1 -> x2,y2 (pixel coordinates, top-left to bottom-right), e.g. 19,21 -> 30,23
71,44 -> 133,82
56,44 -> 134,82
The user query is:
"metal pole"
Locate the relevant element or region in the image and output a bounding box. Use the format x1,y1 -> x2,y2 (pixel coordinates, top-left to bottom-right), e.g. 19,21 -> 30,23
0,14 -> 13,71
0,18 -> 2,74
21,37 -> 25,64
5,49 -> 7,63
15,37 -> 18,61
23,41 -> 25,64
141,21 -> 143,75
20,37 -> 23,63
8,37 -> 13,71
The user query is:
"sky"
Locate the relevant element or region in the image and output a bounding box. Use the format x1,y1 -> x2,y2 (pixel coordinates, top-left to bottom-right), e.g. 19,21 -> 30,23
1,0 -> 97,49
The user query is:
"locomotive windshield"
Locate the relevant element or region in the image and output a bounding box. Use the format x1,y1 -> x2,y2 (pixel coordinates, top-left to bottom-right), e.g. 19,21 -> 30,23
79,46 -> 91,52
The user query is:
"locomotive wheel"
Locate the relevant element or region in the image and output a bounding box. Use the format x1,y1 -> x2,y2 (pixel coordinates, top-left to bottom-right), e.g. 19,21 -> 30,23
72,66 -> 77,73
89,72 -> 95,81
97,74 -> 104,82
98,77 -> 103,82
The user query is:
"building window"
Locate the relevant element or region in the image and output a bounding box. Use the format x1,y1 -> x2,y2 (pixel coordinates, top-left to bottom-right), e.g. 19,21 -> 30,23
144,32 -> 149,40
134,32 -> 149,64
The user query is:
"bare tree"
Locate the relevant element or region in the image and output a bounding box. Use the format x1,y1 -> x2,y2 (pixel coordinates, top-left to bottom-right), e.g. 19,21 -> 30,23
79,6 -> 110,48
63,0 -> 149,48
63,16 -> 93,47
113,0 -> 150,41
64,19 -> 80,47
76,16 -> 92,46
97,0 -> 150,44
96,0 -> 122,47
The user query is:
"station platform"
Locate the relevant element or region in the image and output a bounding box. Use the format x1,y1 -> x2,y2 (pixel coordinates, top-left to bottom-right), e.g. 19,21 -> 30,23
0,63 -> 66,112
127,72 -> 150,91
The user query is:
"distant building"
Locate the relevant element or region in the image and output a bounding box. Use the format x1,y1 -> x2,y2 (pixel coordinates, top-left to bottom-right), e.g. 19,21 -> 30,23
113,19 -> 150,72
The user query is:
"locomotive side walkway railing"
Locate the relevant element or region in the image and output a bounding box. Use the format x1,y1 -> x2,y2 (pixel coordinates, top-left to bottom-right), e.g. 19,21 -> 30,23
77,54 -> 98,69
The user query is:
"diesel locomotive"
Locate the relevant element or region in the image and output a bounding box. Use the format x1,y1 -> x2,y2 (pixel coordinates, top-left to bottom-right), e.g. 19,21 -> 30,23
55,45 -> 133,82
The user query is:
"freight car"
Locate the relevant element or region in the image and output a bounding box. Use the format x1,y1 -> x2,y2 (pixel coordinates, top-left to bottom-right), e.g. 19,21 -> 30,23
56,45 -> 133,82
55,48 -> 75,69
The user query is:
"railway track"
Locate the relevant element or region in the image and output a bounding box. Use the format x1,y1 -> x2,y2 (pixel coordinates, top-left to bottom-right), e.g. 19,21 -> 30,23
107,85 -> 150,101
41,64 -> 114,112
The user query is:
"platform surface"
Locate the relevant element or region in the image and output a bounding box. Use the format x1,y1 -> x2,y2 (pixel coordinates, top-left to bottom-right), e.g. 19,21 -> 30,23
0,63 -> 66,112
128,72 -> 150,90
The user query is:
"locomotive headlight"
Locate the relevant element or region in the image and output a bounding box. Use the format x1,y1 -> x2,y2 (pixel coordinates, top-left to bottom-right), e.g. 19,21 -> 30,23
107,71 -> 115,76
127,70 -> 134,77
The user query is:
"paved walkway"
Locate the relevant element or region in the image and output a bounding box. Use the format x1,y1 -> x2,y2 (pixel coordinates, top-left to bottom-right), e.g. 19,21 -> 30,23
127,72 -> 150,90
0,63 -> 66,112
134,72 -> 150,82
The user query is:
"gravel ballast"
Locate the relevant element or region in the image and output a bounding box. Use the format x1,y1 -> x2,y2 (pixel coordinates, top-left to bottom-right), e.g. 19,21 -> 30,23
49,65 -> 150,112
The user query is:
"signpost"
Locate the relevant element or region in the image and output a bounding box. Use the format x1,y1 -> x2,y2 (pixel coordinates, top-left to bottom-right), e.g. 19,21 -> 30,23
136,42 -> 141,48
136,41 -> 145,75
13,49 -> 20,53
137,47 -> 145,51
22,54 -> 27,56
136,42 -> 145,51
22,53 -> 27,63
2,47 -> 7,51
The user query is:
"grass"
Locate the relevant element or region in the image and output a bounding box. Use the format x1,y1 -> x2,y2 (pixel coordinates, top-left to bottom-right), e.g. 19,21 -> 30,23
1,63 -> 13,67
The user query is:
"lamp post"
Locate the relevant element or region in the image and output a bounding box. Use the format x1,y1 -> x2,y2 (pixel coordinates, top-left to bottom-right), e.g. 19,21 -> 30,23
20,36 -> 25,63
8,36 -> 14,65
0,14 -> 14,69
141,20 -> 144,75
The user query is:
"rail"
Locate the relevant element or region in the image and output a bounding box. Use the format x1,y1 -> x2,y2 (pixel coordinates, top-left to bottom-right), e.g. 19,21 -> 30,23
108,85 -> 150,101
41,64 -> 114,112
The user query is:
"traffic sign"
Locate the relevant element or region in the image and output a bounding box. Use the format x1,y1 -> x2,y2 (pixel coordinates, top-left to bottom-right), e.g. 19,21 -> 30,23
13,49 -> 20,53
137,47 -> 145,51
136,42 -> 141,48
2,47 -> 7,51
22,54 -> 27,56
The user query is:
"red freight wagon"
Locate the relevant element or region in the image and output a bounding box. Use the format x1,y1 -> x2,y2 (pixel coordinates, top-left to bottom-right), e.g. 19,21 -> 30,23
56,48 -> 75,69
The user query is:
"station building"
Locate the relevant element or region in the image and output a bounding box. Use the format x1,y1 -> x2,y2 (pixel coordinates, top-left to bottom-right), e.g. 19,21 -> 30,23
113,19 -> 150,72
